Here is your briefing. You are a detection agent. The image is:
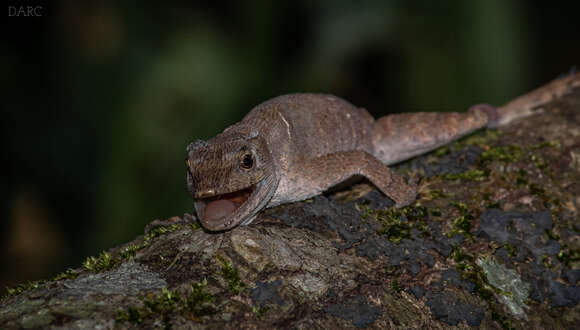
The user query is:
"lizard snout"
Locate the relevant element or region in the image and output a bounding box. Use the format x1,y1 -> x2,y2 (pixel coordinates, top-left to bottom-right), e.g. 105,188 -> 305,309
195,189 -> 216,199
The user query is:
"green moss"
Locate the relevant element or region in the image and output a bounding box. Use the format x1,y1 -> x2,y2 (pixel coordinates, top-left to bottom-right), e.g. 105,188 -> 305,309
92,224 -> 182,273
451,246 -> 474,264
557,248 -> 580,268
480,145 -> 522,162
117,281 -> 216,325
116,307 -> 140,323
442,169 -> 488,181
482,192 -> 501,209
477,139 -> 562,215
148,287 -> 181,314
545,229 -> 560,241
156,255 -> 169,267
252,306 -> 268,318
515,169 -> 528,186
119,244 -> 146,260
5,269 -> 75,299
417,220 -> 431,237
448,202 -> 475,238
427,207 -> 441,217
506,220 -> 514,232
356,203 -> 440,243
530,153 -> 553,178
503,244 -> 518,257
452,129 -> 502,149
188,279 -> 215,309
541,254 -> 553,268
217,255 -> 245,295
116,306 -> 149,324
5,224 -> 184,300
144,224 -> 180,242
428,189 -> 448,199
116,287 -> 179,325
83,251 -> 119,272
461,266 -> 495,300
377,218 -> 412,243
530,154 -> 547,170
357,204 -> 408,243
4,280 -> 42,297
392,278 -> 403,292
5,264 -> 81,299
433,145 -> 450,156
53,268 -> 79,281
492,310 -> 516,330
531,139 -> 560,150
86,225 -> 181,274
527,183 -> 562,213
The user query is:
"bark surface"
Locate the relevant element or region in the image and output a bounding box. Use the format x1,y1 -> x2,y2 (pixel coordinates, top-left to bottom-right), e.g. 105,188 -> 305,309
2,87 -> 580,329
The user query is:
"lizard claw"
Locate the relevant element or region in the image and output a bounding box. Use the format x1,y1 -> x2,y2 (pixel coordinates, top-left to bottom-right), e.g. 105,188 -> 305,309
393,183 -> 417,208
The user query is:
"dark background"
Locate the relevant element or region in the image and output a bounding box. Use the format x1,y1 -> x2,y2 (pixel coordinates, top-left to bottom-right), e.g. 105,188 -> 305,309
2,0 -> 579,292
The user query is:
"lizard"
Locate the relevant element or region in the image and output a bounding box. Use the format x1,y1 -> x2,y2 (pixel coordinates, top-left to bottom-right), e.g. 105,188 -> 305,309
186,72 -> 580,231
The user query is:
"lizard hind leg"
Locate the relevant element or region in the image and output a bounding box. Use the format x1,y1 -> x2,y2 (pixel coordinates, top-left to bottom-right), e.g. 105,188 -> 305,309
371,107 -> 493,165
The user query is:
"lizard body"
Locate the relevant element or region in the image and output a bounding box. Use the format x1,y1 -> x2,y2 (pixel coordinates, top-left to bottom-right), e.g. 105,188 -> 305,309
186,73 -> 580,231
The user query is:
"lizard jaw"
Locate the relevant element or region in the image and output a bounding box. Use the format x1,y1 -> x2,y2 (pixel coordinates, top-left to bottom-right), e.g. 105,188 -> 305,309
194,179 -> 265,230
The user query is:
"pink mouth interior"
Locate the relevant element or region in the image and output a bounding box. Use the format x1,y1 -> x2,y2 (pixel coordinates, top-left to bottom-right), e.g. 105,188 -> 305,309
197,187 -> 253,222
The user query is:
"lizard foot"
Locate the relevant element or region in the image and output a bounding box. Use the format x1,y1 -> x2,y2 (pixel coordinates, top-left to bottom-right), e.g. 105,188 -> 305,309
392,182 -> 417,208
468,103 -> 499,128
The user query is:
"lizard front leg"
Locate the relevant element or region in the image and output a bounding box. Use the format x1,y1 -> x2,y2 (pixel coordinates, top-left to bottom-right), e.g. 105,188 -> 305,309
283,150 -> 417,208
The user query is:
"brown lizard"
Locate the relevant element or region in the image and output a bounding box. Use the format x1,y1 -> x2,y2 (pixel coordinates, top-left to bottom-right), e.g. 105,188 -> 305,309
186,73 -> 580,231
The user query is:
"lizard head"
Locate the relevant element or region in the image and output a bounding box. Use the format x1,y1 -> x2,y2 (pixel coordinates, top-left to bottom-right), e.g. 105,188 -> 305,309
186,132 -> 278,231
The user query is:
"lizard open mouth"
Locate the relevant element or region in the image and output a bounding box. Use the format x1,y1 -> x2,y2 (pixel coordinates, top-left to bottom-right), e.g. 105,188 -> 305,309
194,185 -> 256,224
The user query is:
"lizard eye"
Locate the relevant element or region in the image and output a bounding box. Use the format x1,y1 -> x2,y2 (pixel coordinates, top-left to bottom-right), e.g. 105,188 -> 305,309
240,154 -> 254,169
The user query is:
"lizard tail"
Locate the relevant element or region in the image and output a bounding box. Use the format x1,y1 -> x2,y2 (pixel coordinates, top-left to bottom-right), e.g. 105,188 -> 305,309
491,71 -> 580,127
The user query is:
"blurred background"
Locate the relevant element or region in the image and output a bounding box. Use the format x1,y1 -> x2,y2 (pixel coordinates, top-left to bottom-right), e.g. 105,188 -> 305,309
2,0 -> 579,293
